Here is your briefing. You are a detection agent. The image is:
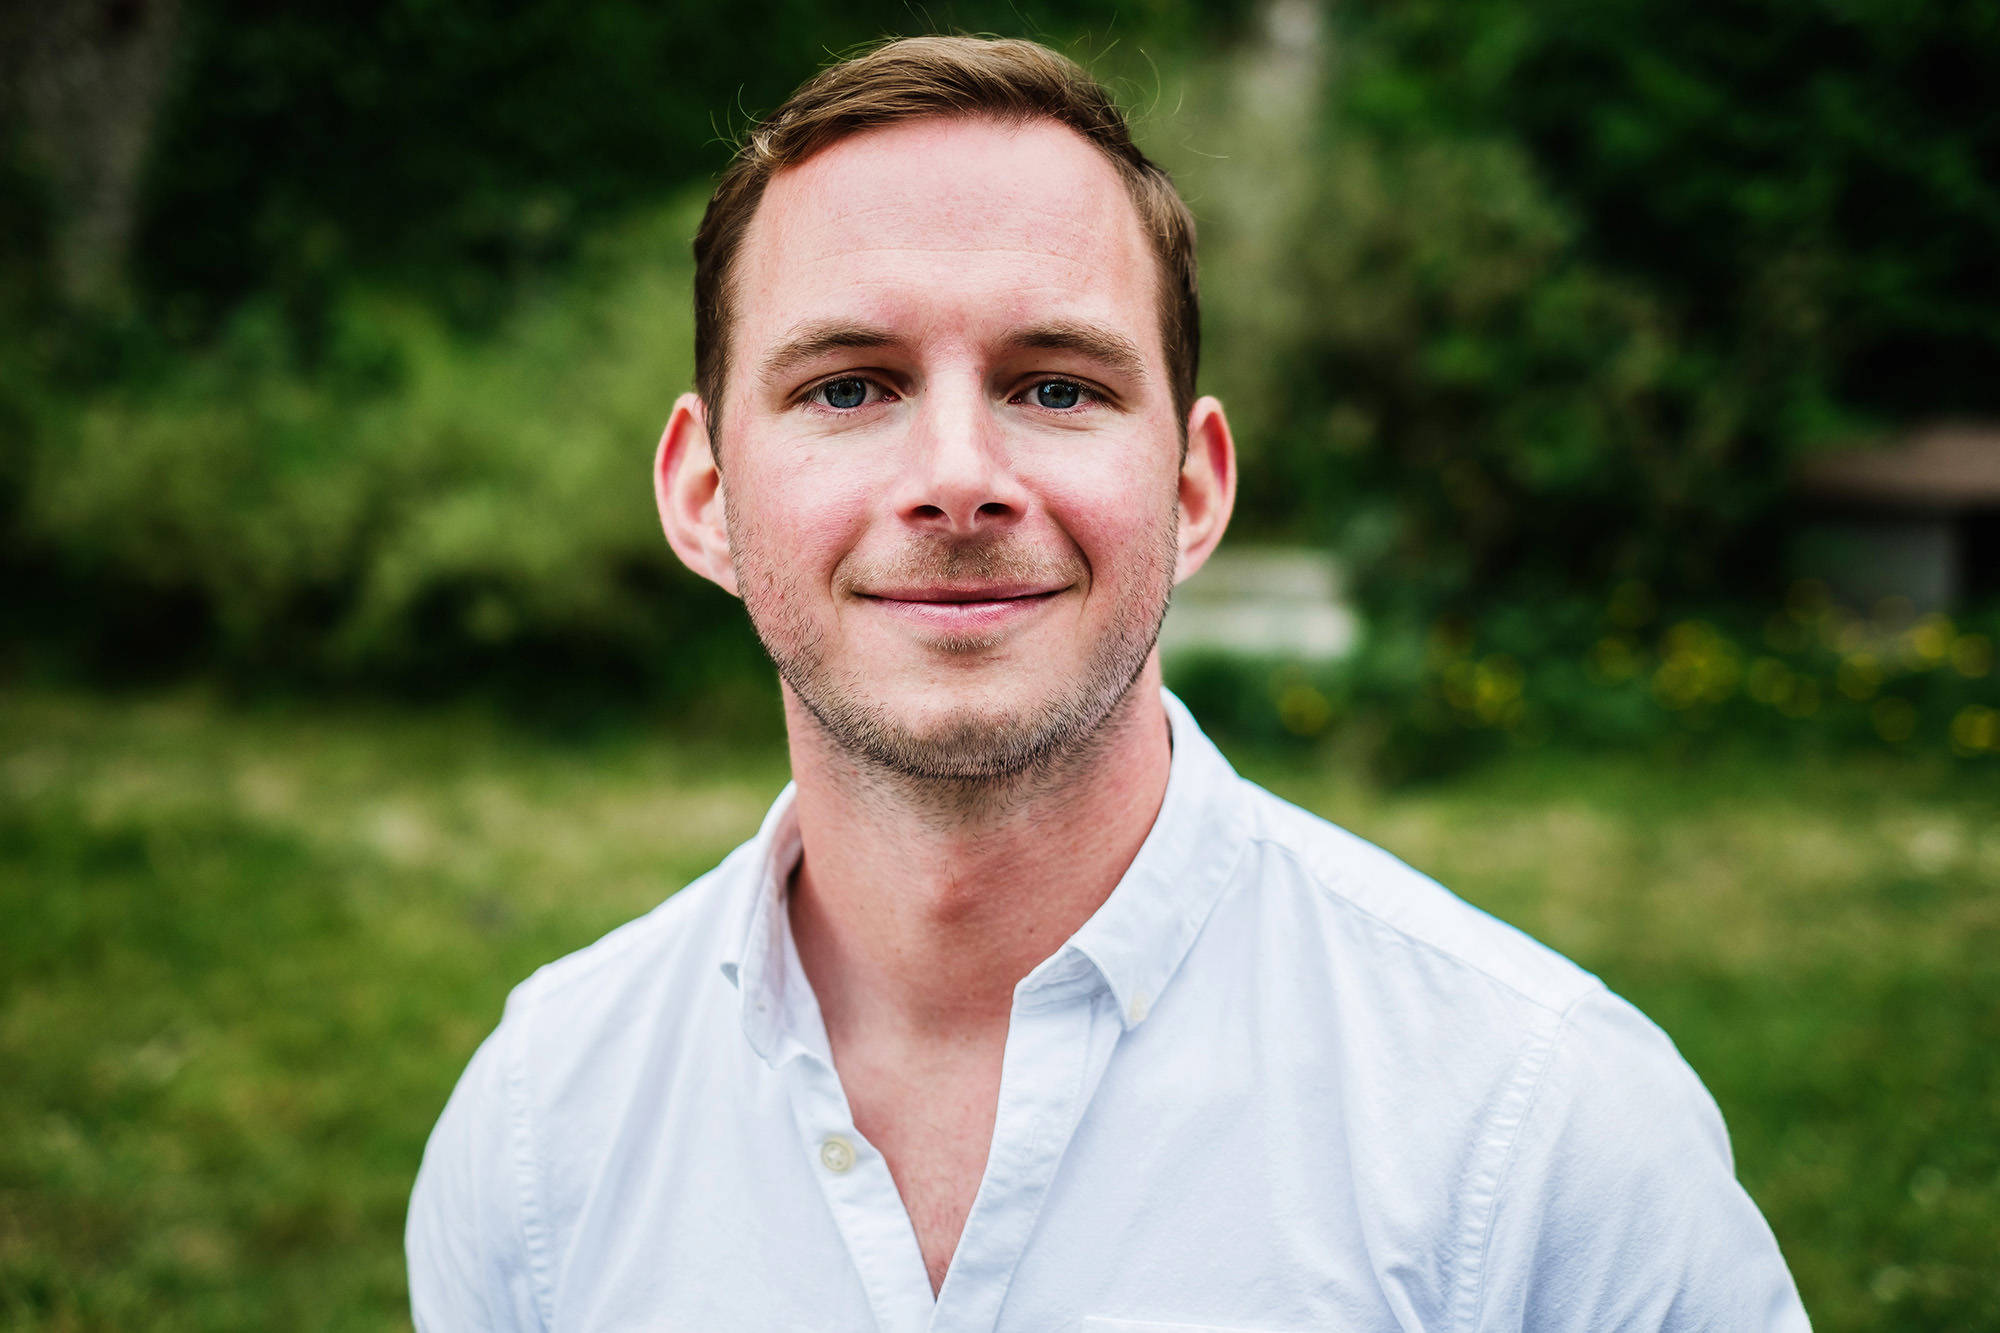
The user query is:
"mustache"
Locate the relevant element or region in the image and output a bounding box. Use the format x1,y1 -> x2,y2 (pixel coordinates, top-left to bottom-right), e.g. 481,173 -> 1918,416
837,537 -> 1085,594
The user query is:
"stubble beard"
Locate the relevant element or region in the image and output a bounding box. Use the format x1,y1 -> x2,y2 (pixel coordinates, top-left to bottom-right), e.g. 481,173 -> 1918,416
729,508 -> 1179,796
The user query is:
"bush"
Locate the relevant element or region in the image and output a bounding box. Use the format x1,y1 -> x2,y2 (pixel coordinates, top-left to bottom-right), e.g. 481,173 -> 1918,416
1161,0 -> 1999,774
10,0 -> 1997,749
130,0 -> 1254,331
8,201 -> 760,704
1169,584 -> 2000,780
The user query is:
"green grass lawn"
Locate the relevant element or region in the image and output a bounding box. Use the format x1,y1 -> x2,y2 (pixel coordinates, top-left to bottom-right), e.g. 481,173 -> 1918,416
2,687 -> 1995,1330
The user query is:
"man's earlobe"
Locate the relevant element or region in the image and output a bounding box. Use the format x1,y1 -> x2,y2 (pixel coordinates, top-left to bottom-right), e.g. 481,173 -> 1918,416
654,393 -> 740,597
1175,395 -> 1238,586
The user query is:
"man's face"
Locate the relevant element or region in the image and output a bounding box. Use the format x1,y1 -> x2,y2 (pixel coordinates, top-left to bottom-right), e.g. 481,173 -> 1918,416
715,116 -> 1188,779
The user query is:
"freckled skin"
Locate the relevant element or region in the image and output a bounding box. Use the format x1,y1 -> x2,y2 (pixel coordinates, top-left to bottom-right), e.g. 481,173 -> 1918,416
654,116 -> 1238,1294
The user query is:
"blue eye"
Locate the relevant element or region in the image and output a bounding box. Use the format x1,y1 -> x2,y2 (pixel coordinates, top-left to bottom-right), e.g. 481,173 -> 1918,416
1035,381 -> 1083,410
821,378 -> 869,409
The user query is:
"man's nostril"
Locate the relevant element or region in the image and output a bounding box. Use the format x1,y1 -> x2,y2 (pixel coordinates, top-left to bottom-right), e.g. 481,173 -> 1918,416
977,502 -> 1010,517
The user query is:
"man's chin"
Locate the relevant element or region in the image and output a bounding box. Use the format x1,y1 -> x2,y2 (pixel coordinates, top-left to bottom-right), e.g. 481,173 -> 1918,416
818,699 -> 1064,782
791,674 -> 1138,785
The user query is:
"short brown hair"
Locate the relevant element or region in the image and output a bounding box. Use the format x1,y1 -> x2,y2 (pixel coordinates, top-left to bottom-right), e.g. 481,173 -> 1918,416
692,36 -> 1200,444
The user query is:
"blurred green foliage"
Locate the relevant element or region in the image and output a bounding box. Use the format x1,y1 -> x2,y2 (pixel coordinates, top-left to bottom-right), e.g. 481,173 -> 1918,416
2,0 -> 1997,760
1174,0 -> 2000,765
0,0 -> 1248,705
1341,0 -> 2000,423
1235,0 -> 2000,570
1169,585 -> 1999,781
135,0 -> 1251,333
11,202 -> 767,707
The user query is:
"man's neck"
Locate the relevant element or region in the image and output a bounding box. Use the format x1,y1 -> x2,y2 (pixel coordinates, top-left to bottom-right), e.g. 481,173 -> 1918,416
781,662 -> 1174,1291
785,662 -> 1174,1041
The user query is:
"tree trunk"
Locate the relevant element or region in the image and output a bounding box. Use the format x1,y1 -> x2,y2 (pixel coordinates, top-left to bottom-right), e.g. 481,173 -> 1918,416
4,0 -> 183,313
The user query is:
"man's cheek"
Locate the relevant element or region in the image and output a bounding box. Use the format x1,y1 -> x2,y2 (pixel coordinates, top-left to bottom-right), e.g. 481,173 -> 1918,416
1051,486 -> 1176,562
733,475 -> 852,564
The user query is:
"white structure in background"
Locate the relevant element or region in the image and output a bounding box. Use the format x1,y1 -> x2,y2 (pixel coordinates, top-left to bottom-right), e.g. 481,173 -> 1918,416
1159,547 -> 1358,662
1799,423 -> 2000,612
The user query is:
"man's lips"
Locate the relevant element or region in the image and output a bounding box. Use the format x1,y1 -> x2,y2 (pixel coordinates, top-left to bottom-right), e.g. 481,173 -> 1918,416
860,583 -> 1067,605
854,583 -> 1070,633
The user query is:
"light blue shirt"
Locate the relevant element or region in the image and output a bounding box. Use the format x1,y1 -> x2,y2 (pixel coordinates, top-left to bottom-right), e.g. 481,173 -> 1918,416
408,692 -> 1809,1332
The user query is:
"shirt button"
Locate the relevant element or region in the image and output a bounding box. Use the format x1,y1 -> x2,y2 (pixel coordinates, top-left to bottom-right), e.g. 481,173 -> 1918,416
819,1136 -> 856,1173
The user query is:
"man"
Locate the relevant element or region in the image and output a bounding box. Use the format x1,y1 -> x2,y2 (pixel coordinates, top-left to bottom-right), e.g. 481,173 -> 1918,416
408,36 -> 1810,1332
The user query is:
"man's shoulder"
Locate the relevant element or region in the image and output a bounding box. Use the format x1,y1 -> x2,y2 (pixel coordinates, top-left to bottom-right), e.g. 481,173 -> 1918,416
1230,775 -> 1603,1018
498,835 -> 756,1049
1214,777 -> 1754,1240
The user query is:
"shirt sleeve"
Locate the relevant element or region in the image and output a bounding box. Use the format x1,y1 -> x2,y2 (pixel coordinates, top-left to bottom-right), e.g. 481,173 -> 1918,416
1471,987 -> 1811,1332
406,1022 -> 547,1333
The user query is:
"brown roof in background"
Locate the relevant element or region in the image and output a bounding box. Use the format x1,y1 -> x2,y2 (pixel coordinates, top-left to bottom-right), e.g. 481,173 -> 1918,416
1800,423 -> 2000,509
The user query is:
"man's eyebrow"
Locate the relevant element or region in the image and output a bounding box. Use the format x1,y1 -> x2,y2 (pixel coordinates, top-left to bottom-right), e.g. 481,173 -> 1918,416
1005,322 -> 1149,383
759,322 -> 899,387
756,319 -> 1151,388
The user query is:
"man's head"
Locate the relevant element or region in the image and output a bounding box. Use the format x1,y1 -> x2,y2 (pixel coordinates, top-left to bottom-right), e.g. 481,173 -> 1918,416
655,37 -> 1235,786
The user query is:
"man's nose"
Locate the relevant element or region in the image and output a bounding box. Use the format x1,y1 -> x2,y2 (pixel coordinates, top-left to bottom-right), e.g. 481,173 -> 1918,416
893,380 -> 1029,533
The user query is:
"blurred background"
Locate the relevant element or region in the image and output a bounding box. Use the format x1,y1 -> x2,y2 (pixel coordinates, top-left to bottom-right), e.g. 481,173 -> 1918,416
0,0 -> 1995,1327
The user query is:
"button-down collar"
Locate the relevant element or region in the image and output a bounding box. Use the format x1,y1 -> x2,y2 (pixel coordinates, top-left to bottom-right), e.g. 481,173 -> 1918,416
722,691 -> 1252,1060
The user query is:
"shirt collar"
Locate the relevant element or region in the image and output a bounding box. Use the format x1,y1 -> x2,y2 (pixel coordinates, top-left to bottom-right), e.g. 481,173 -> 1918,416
720,784 -> 808,1065
719,689 -> 1251,1060
1037,689 -> 1251,1030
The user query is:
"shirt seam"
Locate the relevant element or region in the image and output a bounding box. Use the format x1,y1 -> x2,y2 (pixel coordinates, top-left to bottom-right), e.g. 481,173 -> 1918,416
504,983 -> 559,1332
1453,985 -> 1600,1332
1246,827 -> 1580,1018
1139,820 -> 1252,1024
519,881 -> 710,1006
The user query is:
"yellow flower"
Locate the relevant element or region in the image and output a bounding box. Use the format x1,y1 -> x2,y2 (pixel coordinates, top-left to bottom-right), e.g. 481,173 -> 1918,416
1949,705 -> 1997,756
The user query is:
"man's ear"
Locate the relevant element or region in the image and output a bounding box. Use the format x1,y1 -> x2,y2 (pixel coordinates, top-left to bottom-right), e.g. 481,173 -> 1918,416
1175,395 -> 1237,585
654,393 -> 739,597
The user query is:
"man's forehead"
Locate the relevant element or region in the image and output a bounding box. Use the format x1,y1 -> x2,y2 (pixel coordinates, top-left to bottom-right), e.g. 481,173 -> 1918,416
731,117 -> 1159,349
